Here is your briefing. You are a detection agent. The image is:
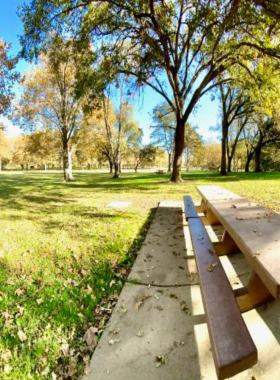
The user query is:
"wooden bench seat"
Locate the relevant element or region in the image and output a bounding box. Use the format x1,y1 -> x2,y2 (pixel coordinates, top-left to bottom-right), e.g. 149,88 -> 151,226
184,196 -> 258,379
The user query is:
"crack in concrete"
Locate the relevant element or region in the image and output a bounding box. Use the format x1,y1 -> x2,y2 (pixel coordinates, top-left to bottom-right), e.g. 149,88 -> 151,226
126,280 -> 200,287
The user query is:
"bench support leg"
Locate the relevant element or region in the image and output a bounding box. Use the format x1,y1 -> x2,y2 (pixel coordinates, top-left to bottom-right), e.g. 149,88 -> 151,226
235,270 -> 274,313
201,207 -> 220,226
195,199 -> 207,213
213,231 -> 240,256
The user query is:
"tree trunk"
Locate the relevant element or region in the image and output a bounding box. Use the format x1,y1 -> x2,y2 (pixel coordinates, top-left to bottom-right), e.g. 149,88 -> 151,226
0,158 -> 2,172
227,155 -> 233,173
186,148 -> 190,172
62,138 -> 74,181
170,118 -> 185,182
220,122 -> 227,175
167,152 -> 172,172
254,146 -> 262,172
245,152 -> 254,172
113,162 -> 120,178
67,148 -> 74,180
109,159 -> 113,174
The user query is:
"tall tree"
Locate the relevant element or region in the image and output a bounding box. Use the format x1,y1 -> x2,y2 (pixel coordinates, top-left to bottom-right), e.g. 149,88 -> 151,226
184,124 -> 202,172
15,37 -> 87,180
227,115 -> 249,172
84,86 -> 142,177
19,0 -> 280,182
218,83 -> 253,175
132,144 -> 157,173
0,125 -> 11,171
0,39 -> 18,116
150,103 -> 175,172
25,129 -> 59,170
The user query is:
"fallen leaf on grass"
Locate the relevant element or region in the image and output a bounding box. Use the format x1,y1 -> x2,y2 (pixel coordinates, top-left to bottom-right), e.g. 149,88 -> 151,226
4,365 -> 12,374
86,285 -> 93,294
36,298 -> 43,305
84,327 -> 98,349
68,359 -> 77,377
2,350 -> 12,362
15,288 -> 24,296
17,330 -> 27,342
16,305 -> 25,315
60,343 -> 69,356
84,365 -> 91,375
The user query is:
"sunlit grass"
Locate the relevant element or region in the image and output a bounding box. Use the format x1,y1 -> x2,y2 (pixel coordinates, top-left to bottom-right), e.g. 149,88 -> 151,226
0,170 -> 279,379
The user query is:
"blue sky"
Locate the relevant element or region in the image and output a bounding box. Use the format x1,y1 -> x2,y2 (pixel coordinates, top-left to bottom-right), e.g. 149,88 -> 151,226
0,0 -> 219,143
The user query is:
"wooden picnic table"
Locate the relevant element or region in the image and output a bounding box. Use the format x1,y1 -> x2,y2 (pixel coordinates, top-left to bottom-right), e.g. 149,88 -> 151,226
195,185 -> 280,312
184,195 -> 258,379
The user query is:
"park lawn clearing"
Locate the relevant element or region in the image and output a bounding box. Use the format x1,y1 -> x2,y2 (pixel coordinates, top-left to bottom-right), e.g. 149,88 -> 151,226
0,170 -> 279,379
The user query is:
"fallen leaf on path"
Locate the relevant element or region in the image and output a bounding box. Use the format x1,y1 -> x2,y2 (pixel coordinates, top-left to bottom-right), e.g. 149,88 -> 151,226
108,339 -> 120,345
180,301 -> 190,314
156,305 -> 164,311
121,304 -> 128,313
170,293 -> 179,299
155,355 -> 168,367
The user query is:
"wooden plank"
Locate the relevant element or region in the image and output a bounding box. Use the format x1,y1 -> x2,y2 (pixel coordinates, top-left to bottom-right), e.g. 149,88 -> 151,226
196,185 -> 242,203
188,217 -> 258,379
183,195 -> 199,219
235,270 -> 273,312
208,198 -> 280,298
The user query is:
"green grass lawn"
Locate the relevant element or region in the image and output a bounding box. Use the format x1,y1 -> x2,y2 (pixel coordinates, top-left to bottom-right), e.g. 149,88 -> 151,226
0,170 -> 279,379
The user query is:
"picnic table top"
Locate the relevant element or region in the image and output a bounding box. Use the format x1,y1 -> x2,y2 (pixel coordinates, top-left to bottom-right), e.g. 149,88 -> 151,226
196,185 -> 242,202
207,197 -> 280,298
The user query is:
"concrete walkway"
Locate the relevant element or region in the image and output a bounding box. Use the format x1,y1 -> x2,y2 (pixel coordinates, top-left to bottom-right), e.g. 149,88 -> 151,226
84,201 -> 280,380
